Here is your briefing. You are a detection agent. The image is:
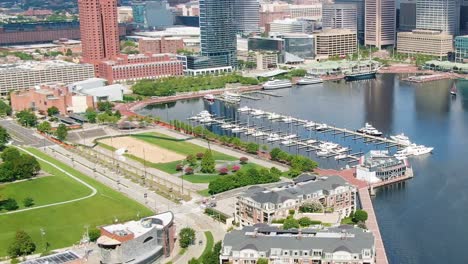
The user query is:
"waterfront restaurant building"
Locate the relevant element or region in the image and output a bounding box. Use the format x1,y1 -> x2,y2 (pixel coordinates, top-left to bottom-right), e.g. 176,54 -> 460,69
356,151 -> 413,184
220,224 -> 376,264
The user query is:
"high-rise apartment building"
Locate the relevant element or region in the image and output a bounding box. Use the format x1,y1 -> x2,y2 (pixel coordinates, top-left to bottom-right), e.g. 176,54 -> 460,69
416,0 -> 460,36
322,3 -> 357,32
461,0 -> 468,33
78,0 -> 120,63
365,0 -> 396,48
335,0 -> 364,41
399,0 -> 416,31
199,0 -> 237,68
234,0 -> 260,35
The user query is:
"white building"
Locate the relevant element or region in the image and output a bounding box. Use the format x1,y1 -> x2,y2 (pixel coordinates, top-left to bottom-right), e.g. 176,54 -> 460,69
69,78 -> 124,102
0,60 -> 95,95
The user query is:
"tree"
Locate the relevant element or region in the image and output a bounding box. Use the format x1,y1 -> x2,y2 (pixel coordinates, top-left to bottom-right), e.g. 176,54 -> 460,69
179,228 -> 195,248
283,218 -> 300,230
0,100 -> 12,116
3,198 -> 19,211
47,106 -> 59,117
246,142 -> 259,154
7,231 -> 36,257
257,258 -> 269,264
85,108 -> 97,123
22,197 -> 34,208
16,110 -> 37,127
55,124 -> 68,141
201,150 -> 215,173
269,148 -> 283,161
188,258 -> 200,264
37,121 -> 52,134
114,110 -> 122,119
0,126 -> 10,148
186,155 -> 197,166
65,49 -> 73,56
97,101 -> 114,112
88,228 -> 101,242
353,209 -> 368,223
1,147 -> 20,162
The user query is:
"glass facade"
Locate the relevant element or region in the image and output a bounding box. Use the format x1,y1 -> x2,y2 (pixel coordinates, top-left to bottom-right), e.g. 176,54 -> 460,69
145,0 -> 174,28
132,3 -> 146,25
199,0 -> 237,68
185,55 -> 230,70
335,0 -> 364,42
416,0 -> 460,35
283,36 -> 314,59
234,0 -> 260,35
455,36 -> 468,62
248,37 -> 284,52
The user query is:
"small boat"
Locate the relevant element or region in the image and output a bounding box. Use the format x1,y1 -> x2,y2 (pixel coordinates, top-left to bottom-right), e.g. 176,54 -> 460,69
199,117 -> 213,124
297,76 -> 323,85
357,123 -> 382,136
335,154 -> 347,160
315,124 -> 328,131
336,147 -> 349,153
397,144 -> 434,156
319,142 -> 339,150
390,133 -> 411,145
451,84 -> 457,96
204,94 -> 215,101
222,92 -> 241,103
281,139 -> 294,145
317,150 -> 329,157
267,133 -> 281,142
252,131 -> 265,137
267,113 -> 282,120
231,126 -> 245,133
344,70 -> 377,81
238,106 -> 251,112
306,139 -> 317,144
304,121 -> 316,128
283,134 -> 297,140
263,79 -> 293,90
251,109 -> 265,117
221,123 -> 234,129
282,116 -> 294,123
245,128 -> 256,135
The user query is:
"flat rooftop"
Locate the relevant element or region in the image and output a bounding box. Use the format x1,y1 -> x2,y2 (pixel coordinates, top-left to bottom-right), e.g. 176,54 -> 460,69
0,60 -> 90,72
102,212 -> 173,239
134,26 -> 200,38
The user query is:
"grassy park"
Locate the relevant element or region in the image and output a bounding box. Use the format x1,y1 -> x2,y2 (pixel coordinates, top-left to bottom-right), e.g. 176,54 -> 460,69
0,148 -> 152,257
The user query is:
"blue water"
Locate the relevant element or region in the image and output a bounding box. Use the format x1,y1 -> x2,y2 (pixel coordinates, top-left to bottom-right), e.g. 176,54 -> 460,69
138,74 -> 468,263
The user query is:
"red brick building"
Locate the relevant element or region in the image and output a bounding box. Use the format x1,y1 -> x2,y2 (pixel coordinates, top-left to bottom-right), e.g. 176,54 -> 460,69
138,37 -> 184,54
10,84 -> 94,114
78,0 -> 120,64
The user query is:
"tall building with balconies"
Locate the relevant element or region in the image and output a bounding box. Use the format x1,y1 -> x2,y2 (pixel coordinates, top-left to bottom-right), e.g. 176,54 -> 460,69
335,0 -> 364,42
199,0 -> 237,68
78,0 -> 120,63
416,0 -> 461,36
365,0 -> 396,48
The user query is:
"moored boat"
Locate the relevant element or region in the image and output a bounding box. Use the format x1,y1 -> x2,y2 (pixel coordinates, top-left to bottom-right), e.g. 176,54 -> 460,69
263,79 -> 293,90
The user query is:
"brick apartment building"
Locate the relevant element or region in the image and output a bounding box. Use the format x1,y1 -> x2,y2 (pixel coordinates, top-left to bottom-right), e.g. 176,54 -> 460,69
138,37 -> 184,54
235,174 -> 357,226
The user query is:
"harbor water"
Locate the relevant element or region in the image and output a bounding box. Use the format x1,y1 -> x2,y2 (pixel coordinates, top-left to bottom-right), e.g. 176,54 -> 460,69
137,74 -> 468,263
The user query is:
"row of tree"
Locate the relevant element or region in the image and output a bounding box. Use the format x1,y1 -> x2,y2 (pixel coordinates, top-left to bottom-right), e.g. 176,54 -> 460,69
132,74 -> 259,96
0,148 -> 41,182
208,167 -> 282,195
269,147 -> 318,177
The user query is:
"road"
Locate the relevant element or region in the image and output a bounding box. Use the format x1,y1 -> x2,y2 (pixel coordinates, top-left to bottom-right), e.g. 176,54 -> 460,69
0,119 -> 55,147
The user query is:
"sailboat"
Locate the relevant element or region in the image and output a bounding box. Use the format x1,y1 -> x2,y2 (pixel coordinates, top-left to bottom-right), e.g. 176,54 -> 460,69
450,84 -> 457,96
344,43 -> 378,81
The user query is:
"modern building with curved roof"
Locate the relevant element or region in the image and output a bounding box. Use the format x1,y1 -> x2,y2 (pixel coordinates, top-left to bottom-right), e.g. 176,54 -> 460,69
97,211 -> 176,264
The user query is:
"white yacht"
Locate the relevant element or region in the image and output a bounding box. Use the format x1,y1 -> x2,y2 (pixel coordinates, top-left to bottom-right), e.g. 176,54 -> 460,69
267,113 -> 282,120
319,142 -> 339,150
238,106 -> 251,112
221,123 -> 234,129
245,128 -> 256,135
252,131 -> 266,137
304,121 -> 316,129
282,116 -> 294,123
203,94 -> 215,101
335,154 -> 347,160
390,133 -> 411,145
306,139 -> 318,144
336,147 -> 349,153
317,150 -> 329,157
315,124 -> 328,131
281,139 -> 294,145
222,92 -> 241,103
251,109 -> 265,117
297,76 -> 323,85
267,133 -> 281,142
398,144 -> 433,156
263,79 -> 293,90
231,126 -> 245,133
199,117 -> 213,124
357,123 -> 383,136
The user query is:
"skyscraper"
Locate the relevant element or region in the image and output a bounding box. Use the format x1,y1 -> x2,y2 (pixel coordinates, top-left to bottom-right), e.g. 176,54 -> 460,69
416,0 -> 460,36
234,0 -> 260,35
399,0 -> 416,31
199,0 -> 237,68
365,0 -> 396,48
335,0 -> 364,42
322,3 -> 357,32
78,0 -> 120,63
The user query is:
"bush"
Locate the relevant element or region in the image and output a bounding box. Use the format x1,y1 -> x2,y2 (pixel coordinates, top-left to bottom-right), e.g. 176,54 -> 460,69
246,142 -> 259,154
283,218 -> 300,230
185,167 -> 194,175
7,231 -> 36,257
232,165 -> 240,172
179,228 -> 196,249
175,164 -> 184,171
299,202 -> 323,213
186,155 -> 197,166
288,209 -> 295,215
22,197 -> 34,208
218,167 -> 229,175
3,198 -> 19,211
287,169 -> 302,178
196,152 -> 204,159
88,228 -> 101,242
353,209 -> 368,223
239,157 -> 248,164
271,218 -> 285,224
298,217 -> 321,227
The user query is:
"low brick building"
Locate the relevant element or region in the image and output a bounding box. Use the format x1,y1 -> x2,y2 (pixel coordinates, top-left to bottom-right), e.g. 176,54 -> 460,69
138,37 -> 184,54
235,174 -> 357,226
10,84 -> 94,114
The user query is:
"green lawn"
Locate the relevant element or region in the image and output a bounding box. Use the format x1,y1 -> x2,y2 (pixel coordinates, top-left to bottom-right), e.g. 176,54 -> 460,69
199,231 -> 214,261
197,189 -> 211,197
0,148 -> 152,257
